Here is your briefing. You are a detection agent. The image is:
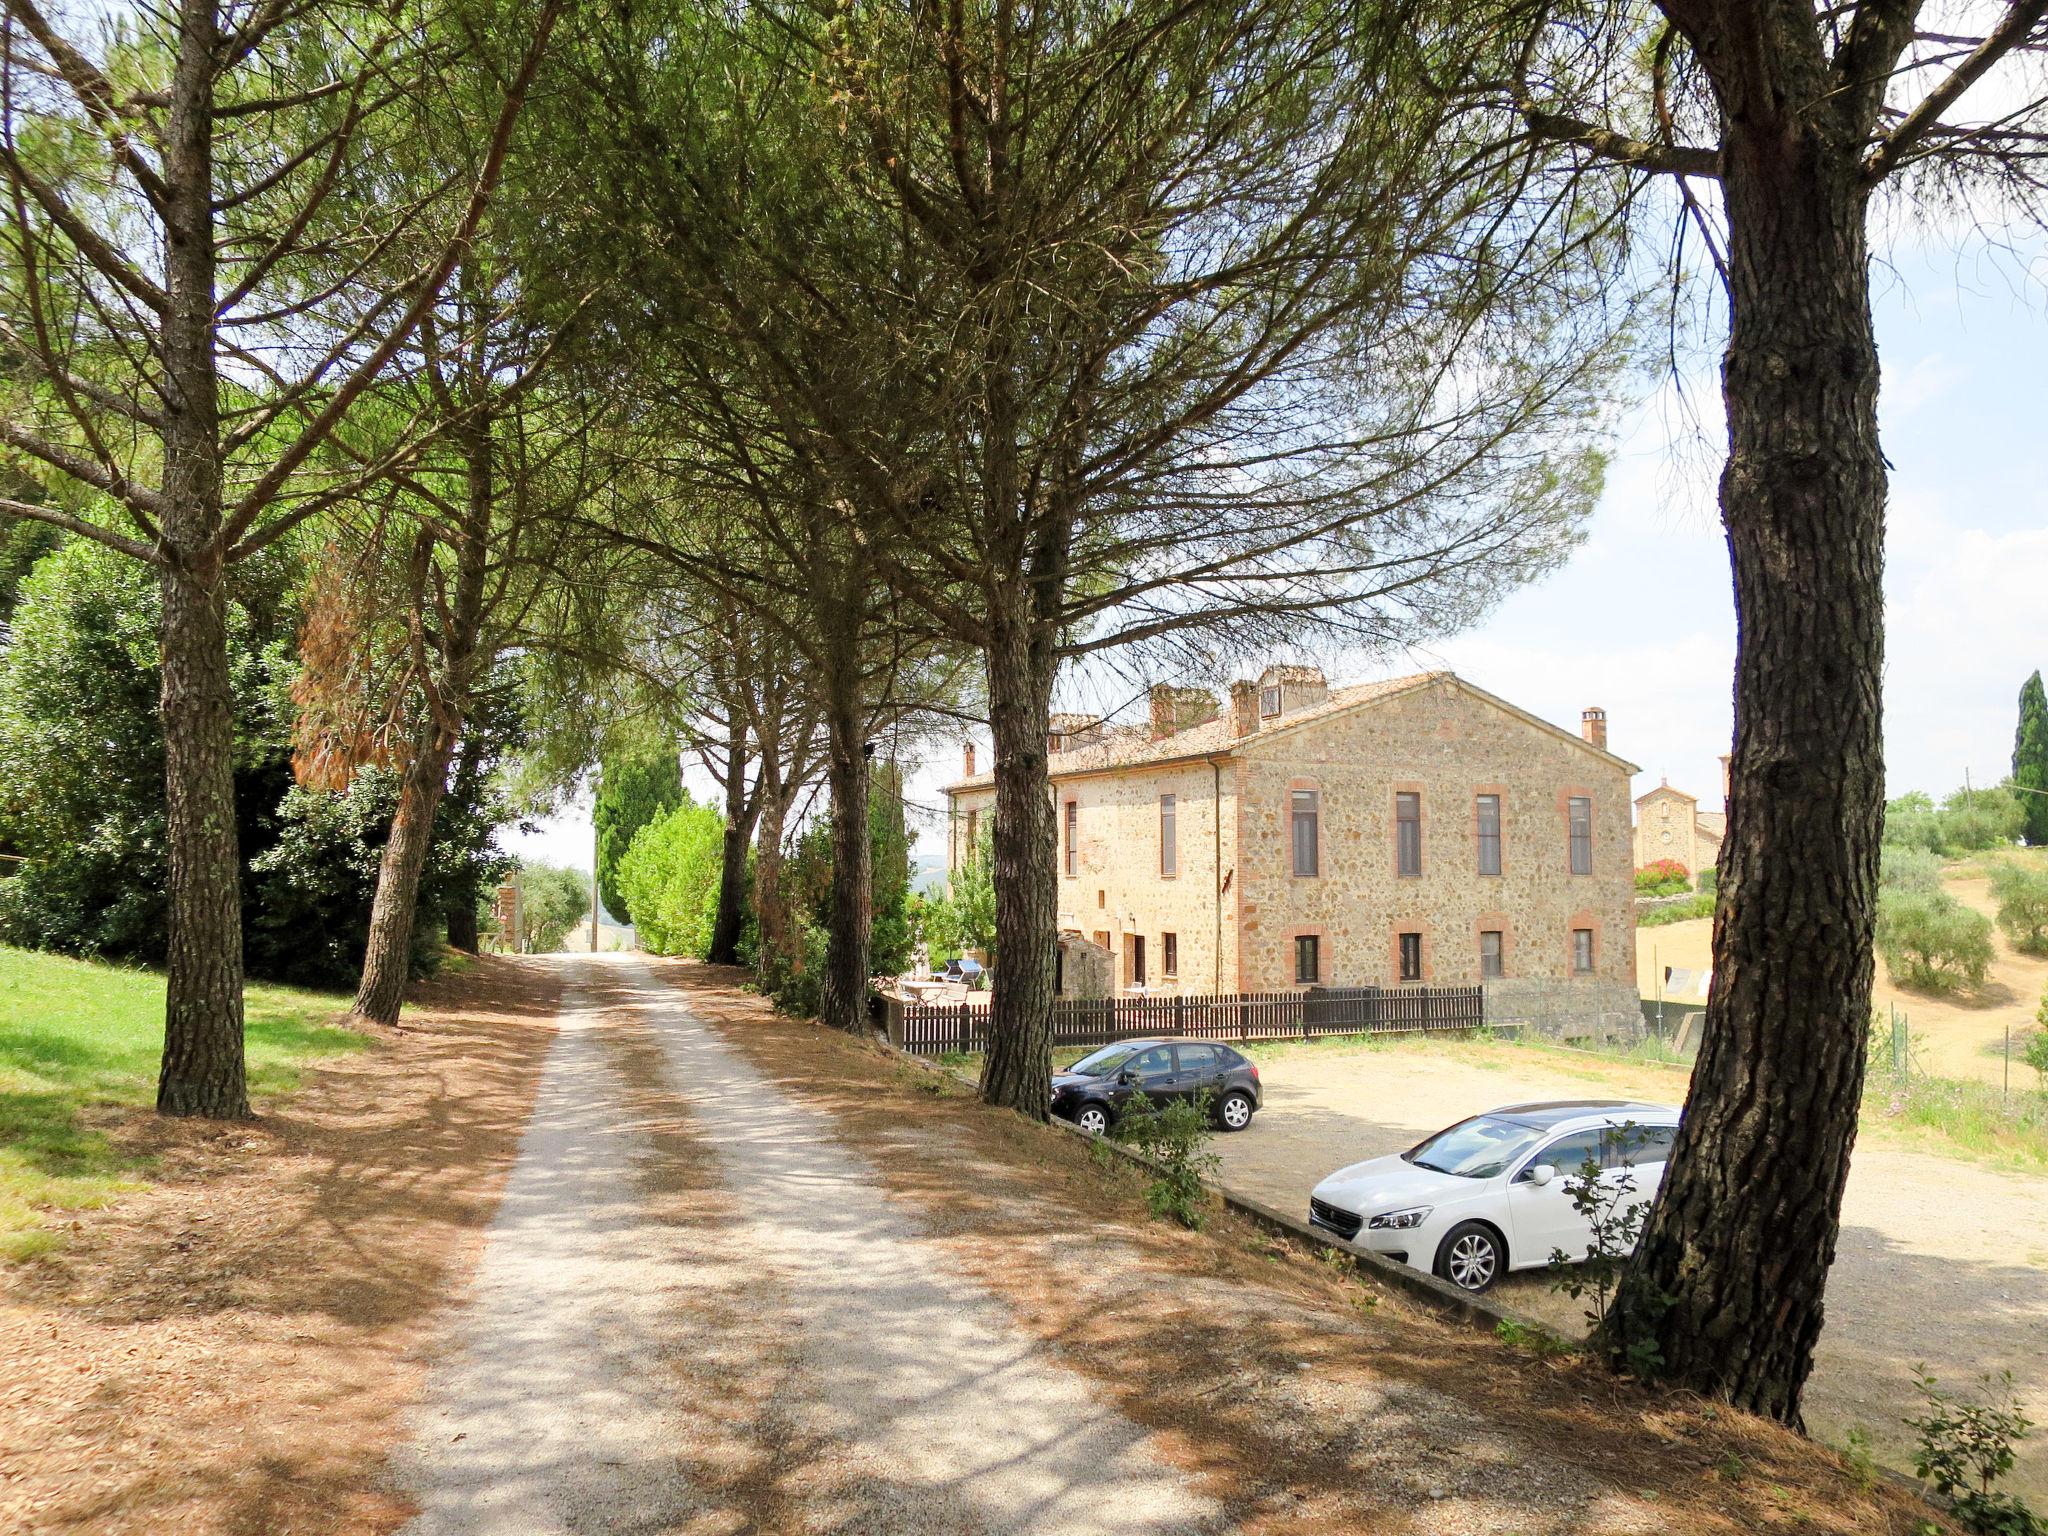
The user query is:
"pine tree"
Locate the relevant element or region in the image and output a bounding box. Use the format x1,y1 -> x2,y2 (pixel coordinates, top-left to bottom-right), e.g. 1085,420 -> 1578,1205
2016,672 -> 2048,848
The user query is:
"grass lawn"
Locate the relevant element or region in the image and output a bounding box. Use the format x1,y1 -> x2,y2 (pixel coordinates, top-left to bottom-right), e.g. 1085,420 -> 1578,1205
0,945 -> 366,1259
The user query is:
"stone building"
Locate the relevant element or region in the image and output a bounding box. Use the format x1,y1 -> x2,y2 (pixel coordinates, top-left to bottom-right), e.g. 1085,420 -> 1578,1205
1630,756 -> 1729,882
943,668 -> 1639,1018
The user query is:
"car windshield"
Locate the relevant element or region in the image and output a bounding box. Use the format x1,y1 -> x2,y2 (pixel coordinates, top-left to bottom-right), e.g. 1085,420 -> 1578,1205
1066,1043 -> 1148,1078
1403,1115 -> 1550,1179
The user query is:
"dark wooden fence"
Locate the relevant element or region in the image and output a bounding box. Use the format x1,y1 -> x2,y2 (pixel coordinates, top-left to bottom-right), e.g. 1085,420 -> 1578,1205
890,984 -> 1483,1057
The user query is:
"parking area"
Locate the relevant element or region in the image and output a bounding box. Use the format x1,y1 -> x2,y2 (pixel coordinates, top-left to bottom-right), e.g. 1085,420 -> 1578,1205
1211,1035 -> 2048,1500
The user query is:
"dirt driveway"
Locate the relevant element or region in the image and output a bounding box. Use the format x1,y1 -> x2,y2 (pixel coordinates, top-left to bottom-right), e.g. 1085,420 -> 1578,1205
1213,1037 -> 2048,1500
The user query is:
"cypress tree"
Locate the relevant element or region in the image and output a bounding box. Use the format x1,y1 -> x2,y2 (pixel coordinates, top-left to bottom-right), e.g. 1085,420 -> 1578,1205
2016,672 -> 2048,847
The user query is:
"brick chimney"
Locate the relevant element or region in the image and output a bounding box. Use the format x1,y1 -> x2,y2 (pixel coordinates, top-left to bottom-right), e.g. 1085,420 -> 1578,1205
1580,707 -> 1608,751
1230,681 -> 1260,738
1149,684 -> 1219,740
963,741 -> 976,777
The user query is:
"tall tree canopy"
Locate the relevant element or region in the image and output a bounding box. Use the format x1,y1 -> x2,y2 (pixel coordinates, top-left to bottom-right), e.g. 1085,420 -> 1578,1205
2017,672 -> 2048,848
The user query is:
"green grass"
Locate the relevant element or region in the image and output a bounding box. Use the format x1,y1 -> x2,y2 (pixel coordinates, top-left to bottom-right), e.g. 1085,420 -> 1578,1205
0,945 -> 364,1259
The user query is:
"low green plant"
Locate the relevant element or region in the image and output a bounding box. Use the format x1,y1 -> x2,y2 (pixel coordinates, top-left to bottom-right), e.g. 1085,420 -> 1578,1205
1496,1318 -> 1576,1357
1878,887 -> 1995,992
1639,892 -> 1716,927
1882,844 -> 1947,895
1634,859 -> 1692,897
1842,1426 -> 1880,1493
2024,1018 -> 2048,1094
1546,1121 -> 1654,1330
1905,1367 -> 2041,1535
1110,1089 -> 1219,1229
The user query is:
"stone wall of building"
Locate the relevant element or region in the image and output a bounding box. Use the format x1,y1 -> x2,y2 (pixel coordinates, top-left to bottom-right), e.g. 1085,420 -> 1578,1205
1053,756 -> 1239,994
1231,679 -> 1636,993
1485,978 -> 1645,1047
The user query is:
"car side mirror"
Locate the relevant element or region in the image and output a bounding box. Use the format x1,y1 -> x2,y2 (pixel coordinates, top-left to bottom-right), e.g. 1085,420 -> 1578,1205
1116,1070 -> 1134,1085
1527,1163 -> 1556,1187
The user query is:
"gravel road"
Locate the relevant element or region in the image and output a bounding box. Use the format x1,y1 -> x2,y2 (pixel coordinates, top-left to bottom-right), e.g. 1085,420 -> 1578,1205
1212,1042 -> 2048,1499
394,956 -> 1214,1535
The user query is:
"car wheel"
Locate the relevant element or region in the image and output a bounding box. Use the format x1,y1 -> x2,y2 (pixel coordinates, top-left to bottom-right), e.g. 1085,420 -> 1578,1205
1434,1222 -> 1503,1293
1074,1103 -> 1111,1136
1216,1091 -> 1254,1132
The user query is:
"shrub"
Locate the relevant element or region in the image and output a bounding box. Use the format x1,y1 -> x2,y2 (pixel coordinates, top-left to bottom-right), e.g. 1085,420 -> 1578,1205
1991,863 -> 2048,956
1639,891 -> 1715,927
512,861 -> 592,953
1881,844 -> 1946,895
2024,1025 -> 2048,1093
1634,858 -> 1691,897
1697,865 -> 1718,897
1877,888 -> 1995,992
1110,1090 -> 1219,1229
615,795 -> 726,957
1941,786 -> 2029,853
1906,1368 -> 2041,1536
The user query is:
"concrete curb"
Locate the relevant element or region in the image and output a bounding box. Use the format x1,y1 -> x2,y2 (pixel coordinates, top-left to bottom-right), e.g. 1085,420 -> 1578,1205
882,1041 -> 1574,1351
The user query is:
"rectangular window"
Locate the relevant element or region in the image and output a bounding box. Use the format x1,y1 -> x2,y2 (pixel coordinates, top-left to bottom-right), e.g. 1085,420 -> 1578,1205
1159,793 -> 1177,877
1261,685 -> 1281,717
1573,927 -> 1595,974
1290,789 -> 1320,876
1396,792 -> 1422,876
1162,932 -> 1178,978
1294,934 -> 1320,985
1480,930 -> 1504,979
1130,934 -> 1147,986
1064,800 -> 1078,876
1398,932 -> 1422,982
1569,796 -> 1593,875
1475,794 -> 1501,876
965,809 -> 979,854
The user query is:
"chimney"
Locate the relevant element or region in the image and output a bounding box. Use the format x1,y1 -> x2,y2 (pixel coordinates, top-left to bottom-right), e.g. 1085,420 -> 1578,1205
1149,684 -> 1219,740
1231,680 -> 1260,738
963,741 -> 976,777
1580,707 -> 1608,751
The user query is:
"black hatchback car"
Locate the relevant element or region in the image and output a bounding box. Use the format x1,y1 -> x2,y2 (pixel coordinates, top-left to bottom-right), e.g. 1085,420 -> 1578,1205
1050,1038 -> 1262,1135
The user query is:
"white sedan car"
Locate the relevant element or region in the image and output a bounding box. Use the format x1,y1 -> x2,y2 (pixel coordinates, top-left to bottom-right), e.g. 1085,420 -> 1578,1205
1307,1100 -> 1681,1293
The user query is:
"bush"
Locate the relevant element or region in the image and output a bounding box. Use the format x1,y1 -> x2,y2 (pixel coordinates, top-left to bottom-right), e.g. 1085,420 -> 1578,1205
1991,863 -> 2048,956
1881,844 -> 1946,895
1697,865 -> 1718,897
1907,1368 -> 2041,1536
2023,1024 -> 2048,1093
1634,858 -> 1691,897
1110,1090 -> 1219,1229
512,861 -> 592,953
1639,891 -> 1715,927
1941,786 -> 2029,853
1878,888 -> 1995,993
615,795 -> 726,957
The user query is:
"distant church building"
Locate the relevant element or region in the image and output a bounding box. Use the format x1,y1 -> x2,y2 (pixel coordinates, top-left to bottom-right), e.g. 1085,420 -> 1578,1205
1632,755 -> 1729,882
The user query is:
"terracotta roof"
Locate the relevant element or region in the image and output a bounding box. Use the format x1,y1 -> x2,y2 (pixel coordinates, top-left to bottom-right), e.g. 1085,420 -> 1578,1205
944,670 -> 1634,791
1694,811 -> 1727,839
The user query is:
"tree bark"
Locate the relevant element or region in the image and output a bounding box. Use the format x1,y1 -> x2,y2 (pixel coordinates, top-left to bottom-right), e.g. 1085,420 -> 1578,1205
352,418 -> 492,1026
706,708 -> 756,965
819,649 -> 871,1034
353,727 -> 456,1024
1604,102 -> 1884,1424
155,0 -> 247,1118
976,599 -> 1061,1119
753,766 -> 793,976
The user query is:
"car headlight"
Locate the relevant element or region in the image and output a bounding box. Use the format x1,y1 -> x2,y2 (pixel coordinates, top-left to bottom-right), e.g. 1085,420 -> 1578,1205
1367,1206 -> 1433,1230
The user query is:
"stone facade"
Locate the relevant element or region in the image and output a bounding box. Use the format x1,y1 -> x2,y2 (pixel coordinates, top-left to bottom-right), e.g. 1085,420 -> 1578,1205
945,670 -> 1639,1007
1632,781 -> 1724,883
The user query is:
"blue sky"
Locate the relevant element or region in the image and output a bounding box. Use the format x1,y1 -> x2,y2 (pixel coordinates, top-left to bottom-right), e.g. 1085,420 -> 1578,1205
514,239 -> 2048,870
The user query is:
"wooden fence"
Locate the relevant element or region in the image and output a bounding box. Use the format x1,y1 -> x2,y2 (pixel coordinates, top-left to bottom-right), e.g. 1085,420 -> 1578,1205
889,984 -> 1484,1057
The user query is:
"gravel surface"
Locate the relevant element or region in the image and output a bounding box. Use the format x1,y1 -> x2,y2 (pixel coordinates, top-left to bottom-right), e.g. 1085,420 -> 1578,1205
395,956 -> 1214,1535
1212,1040 -> 2048,1499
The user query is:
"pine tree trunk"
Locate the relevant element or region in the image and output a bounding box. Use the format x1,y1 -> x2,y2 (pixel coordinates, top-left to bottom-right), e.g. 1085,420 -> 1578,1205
754,773 -> 792,976
154,0 -> 247,1119
447,897 -> 479,953
819,659 -> 871,1034
1604,115 -> 1884,1425
352,413 -> 492,1026
706,711 -> 756,965
352,728 -> 456,1025
977,604 -> 1060,1119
